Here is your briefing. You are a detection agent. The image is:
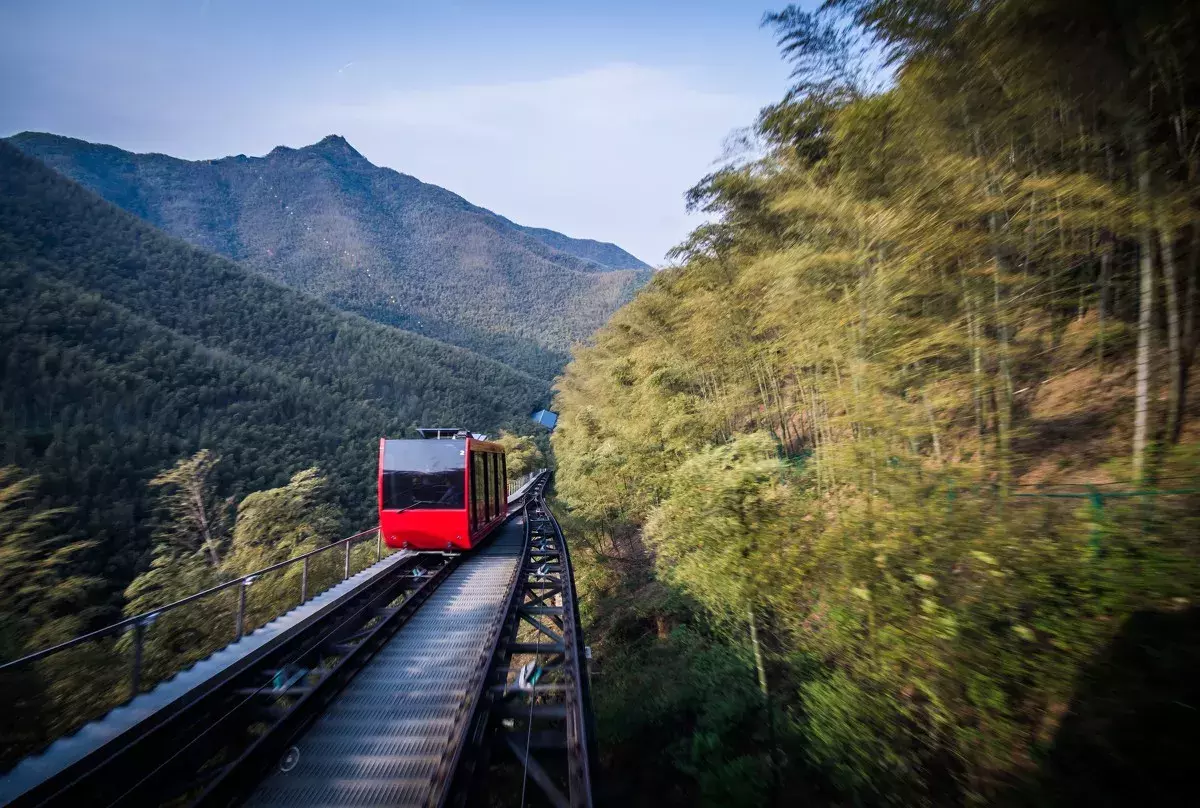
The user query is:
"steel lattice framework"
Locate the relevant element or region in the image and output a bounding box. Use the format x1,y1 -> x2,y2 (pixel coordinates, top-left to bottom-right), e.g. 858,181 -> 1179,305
447,494 -> 596,808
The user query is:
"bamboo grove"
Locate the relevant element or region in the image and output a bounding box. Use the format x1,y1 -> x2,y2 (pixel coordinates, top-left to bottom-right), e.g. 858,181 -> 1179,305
552,2 -> 1200,804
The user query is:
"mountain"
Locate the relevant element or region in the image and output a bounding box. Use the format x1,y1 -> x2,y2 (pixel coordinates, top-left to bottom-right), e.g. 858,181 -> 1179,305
505,221 -> 650,270
6,132 -> 653,379
0,142 -> 547,599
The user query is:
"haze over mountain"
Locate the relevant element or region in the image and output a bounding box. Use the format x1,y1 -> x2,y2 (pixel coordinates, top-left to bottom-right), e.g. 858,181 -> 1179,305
7,132 -> 653,379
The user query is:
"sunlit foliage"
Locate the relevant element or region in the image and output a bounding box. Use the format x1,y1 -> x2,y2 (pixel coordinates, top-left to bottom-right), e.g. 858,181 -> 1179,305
555,1 -> 1200,803
495,430 -> 547,485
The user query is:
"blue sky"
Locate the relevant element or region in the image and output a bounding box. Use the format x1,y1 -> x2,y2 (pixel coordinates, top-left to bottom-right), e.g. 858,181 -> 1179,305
0,1 -> 805,263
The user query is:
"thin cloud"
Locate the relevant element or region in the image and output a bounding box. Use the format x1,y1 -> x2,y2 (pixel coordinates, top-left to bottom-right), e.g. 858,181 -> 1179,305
0,3 -> 789,265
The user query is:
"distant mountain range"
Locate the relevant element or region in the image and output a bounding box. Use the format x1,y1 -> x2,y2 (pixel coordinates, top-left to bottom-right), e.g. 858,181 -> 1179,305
6,132 -> 653,378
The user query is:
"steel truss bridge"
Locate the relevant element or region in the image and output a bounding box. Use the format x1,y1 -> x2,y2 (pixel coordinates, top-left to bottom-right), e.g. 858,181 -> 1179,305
0,472 -> 594,808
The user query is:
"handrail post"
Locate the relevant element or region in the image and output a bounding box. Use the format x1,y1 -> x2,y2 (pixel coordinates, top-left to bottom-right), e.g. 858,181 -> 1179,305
344,540 -> 352,580
130,620 -> 145,700
376,530 -> 382,562
300,556 -> 309,605
235,578 -> 249,641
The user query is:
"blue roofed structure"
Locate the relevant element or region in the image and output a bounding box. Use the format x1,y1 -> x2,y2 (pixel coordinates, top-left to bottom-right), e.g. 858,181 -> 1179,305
531,409 -> 558,430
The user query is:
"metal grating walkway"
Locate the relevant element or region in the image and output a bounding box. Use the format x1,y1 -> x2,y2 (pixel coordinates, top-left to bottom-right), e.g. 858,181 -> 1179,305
245,515 -> 527,808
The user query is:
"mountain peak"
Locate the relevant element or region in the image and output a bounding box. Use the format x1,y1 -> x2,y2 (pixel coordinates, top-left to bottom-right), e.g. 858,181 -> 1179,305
307,134 -> 363,159
6,131 -> 652,370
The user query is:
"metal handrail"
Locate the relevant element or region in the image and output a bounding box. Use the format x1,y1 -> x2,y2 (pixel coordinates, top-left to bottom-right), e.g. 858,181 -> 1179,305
0,526 -> 383,679
508,469 -> 545,502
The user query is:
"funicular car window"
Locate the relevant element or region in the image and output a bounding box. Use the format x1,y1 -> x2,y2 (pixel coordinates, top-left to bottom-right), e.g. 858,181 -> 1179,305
473,453 -> 485,524
481,453 -> 490,521
485,453 -> 493,517
382,439 -> 466,510
490,453 -> 501,515
468,453 -> 478,530
481,452 -> 492,521
488,453 -> 497,517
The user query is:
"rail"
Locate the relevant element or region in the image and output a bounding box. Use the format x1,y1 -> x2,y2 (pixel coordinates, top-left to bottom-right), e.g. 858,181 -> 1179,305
7,470 -> 550,688
1,526 -> 387,713
510,470 -> 541,498
225,474 -> 557,808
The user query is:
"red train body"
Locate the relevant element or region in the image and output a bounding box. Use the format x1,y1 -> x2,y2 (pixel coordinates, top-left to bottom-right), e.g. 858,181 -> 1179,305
378,433 -> 508,551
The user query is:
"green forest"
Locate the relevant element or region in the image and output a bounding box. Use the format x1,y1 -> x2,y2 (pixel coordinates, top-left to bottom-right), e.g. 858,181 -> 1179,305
0,142 -> 549,631
552,1 -> 1200,805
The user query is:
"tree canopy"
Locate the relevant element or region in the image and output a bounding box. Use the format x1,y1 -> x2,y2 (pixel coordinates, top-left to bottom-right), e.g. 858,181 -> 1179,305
553,2 -> 1200,804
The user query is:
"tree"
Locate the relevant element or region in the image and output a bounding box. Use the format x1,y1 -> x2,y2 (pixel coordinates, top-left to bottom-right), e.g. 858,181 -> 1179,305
0,467 -> 95,659
222,467 -> 341,575
494,431 -> 546,484
0,468 -> 103,770
146,450 -> 230,568
122,465 -> 343,686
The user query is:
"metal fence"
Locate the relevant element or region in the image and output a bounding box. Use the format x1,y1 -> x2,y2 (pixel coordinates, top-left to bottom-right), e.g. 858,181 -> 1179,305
509,469 -> 545,500
0,526 -> 391,762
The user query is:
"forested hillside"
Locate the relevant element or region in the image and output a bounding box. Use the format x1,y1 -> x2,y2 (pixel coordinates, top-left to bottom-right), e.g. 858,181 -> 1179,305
0,142 -> 546,621
7,132 -> 652,379
552,2 -> 1200,805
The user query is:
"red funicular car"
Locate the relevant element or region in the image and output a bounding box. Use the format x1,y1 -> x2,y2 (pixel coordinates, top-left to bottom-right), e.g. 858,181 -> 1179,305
378,428 -> 508,551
